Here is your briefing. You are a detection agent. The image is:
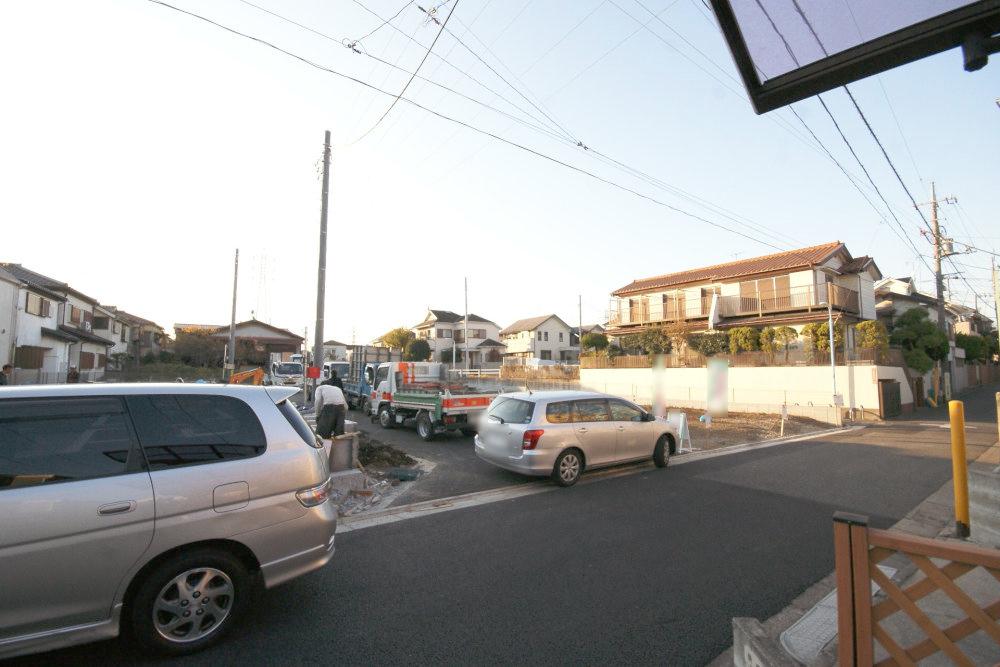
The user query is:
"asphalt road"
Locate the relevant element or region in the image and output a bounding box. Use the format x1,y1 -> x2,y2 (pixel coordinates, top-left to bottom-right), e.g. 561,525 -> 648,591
13,412 -> 983,666
346,408 -> 534,506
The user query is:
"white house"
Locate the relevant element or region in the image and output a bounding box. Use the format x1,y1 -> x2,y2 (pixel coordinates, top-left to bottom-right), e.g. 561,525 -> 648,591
500,314 -> 578,363
323,339 -> 348,361
94,305 -> 132,368
0,267 -> 20,368
412,309 -> 503,366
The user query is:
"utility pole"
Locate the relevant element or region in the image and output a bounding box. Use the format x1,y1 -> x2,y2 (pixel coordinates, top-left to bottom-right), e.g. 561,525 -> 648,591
578,294 -> 583,357
225,249 -> 239,380
312,130 -> 331,402
993,258 -> 1000,359
463,277 -> 469,371
930,182 -> 947,331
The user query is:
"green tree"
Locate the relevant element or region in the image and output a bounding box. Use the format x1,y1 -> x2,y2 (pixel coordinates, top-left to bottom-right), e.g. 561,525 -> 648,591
686,331 -> 729,356
759,327 -> 777,354
955,333 -> 986,362
619,327 -> 671,355
889,308 -> 948,371
774,326 -> 798,362
174,330 -> 225,367
380,327 -> 415,350
856,320 -> 889,351
728,327 -> 760,354
580,332 -> 609,354
803,321 -> 844,353
404,338 -> 431,361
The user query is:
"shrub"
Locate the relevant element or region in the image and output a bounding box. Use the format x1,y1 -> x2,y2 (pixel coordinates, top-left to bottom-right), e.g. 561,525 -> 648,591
803,321 -> 844,353
687,331 -> 729,356
856,320 -> 889,350
581,332 -> 609,353
728,327 -> 760,354
404,338 -> 431,361
956,333 -> 986,362
889,308 -> 948,369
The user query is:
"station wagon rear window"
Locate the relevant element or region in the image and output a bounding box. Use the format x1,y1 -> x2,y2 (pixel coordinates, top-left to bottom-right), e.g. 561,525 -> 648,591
487,397 -> 533,424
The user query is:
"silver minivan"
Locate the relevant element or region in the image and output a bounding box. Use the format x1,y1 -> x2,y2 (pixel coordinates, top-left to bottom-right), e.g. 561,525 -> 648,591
0,383 -> 337,659
475,391 -> 677,486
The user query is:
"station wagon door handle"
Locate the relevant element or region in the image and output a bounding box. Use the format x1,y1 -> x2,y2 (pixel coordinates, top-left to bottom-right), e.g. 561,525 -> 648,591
576,427 -> 588,433
98,501 -> 136,516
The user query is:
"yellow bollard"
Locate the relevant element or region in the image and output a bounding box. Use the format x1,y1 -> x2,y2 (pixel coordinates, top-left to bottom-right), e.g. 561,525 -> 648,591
949,400 -> 970,538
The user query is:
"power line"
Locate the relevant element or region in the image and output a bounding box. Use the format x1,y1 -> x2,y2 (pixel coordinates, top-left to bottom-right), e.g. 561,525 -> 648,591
350,0 -> 572,139
354,0 -> 414,44
145,0 -> 791,251
350,0 -> 460,144
224,0 -> 802,248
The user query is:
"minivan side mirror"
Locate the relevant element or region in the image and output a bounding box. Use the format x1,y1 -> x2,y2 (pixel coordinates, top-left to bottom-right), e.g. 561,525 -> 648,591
643,412 -> 655,422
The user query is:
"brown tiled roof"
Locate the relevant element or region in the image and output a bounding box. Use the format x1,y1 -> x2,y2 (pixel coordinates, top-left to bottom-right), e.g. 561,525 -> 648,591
612,241 -> 845,296
838,255 -> 879,276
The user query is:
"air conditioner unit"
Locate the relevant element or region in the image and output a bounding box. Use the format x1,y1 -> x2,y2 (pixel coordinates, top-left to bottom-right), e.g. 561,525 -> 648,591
84,322 -> 92,332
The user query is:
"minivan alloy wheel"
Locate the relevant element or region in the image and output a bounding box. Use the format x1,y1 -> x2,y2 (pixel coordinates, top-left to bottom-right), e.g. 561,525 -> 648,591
153,568 -> 234,643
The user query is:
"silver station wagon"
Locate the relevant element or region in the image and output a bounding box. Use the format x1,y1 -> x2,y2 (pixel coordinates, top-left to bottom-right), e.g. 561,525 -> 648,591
0,383 -> 337,659
475,390 -> 677,486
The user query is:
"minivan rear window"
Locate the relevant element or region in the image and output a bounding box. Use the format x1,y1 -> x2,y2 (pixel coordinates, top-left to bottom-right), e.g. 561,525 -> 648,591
278,400 -> 321,448
488,397 -> 534,424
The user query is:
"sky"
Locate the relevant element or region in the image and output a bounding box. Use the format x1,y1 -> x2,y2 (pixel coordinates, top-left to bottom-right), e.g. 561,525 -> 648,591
1,0 -> 997,346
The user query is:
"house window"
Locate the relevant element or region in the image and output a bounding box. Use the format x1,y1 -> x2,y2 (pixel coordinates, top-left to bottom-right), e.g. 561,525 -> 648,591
537,331 -> 542,341
544,331 -> 549,341
79,352 -> 96,370
98,354 -> 107,369
26,293 -> 51,317
540,350 -> 552,360
70,306 -> 82,324
93,317 -> 110,330
559,332 -> 564,342
120,327 -> 127,343
14,346 -> 46,369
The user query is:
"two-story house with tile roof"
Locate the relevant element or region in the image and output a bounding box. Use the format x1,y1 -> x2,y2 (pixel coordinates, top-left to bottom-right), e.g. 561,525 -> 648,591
412,309 -> 503,365
500,314 -> 577,363
0,263 -> 116,381
606,241 -> 882,349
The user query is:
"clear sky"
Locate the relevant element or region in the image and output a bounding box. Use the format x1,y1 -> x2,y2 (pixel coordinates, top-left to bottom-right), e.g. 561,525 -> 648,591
2,0 -> 997,345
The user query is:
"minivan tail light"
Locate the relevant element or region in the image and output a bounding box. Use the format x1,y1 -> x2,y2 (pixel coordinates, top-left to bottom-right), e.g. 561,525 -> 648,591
522,429 -> 544,450
296,477 -> 333,507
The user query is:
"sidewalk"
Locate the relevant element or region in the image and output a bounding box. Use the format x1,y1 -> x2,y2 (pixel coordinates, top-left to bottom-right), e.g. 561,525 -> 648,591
717,439 -> 1000,666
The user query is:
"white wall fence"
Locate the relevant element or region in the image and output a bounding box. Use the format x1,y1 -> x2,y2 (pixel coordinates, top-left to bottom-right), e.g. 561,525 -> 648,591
580,364 -> 913,425
11,369 -> 106,385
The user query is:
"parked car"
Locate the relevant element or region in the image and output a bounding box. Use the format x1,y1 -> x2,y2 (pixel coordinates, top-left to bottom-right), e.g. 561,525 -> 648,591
474,391 -> 677,486
0,383 -> 337,659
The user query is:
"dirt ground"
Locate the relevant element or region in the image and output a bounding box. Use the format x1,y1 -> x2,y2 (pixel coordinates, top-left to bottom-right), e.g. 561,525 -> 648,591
666,408 -> 831,452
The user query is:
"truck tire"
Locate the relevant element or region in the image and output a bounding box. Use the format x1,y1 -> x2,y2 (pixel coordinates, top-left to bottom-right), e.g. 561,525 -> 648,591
378,405 -> 395,429
360,397 -> 370,416
460,428 -> 476,438
417,412 -> 435,441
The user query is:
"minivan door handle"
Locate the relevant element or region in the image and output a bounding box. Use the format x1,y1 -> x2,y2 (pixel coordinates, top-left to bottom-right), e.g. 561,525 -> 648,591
98,501 -> 136,516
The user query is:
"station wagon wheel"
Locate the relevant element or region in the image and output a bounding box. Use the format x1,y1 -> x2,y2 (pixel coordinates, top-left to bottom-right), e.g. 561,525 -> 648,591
653,434 -> 673,468
552,449 -> 583,487
129,549 -> 251,655
417,412 -> 435,441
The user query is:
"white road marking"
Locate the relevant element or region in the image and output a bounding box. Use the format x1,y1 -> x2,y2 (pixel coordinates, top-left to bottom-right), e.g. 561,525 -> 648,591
336,425 -> 858,533
918,423 -> 976,429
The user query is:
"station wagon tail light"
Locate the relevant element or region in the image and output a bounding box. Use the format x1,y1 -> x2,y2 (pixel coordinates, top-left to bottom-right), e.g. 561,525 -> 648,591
296,477 -> 333,507
522,429 -> 544,450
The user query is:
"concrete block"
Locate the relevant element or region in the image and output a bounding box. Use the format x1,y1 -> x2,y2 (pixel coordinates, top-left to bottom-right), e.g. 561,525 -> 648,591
969,463 -> 1000,548
733,618 -> 799,667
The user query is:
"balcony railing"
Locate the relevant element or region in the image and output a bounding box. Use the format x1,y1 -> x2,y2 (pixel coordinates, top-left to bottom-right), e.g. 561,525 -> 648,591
608,283 -> 859,327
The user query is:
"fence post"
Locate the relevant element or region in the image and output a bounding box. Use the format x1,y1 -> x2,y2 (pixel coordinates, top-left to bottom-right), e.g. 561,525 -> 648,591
833,512 -> 871,667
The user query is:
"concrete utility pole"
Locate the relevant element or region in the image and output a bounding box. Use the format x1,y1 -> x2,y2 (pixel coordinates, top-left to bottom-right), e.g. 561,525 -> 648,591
930,182 -> 948,331
463,277 -> 469,371
225,249 -> 239,380
993,258 -> 1000,359
312,130 -> 331,401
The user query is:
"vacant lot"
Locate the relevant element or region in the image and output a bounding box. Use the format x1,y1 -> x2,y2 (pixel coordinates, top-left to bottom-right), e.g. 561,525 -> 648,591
667,408 -> 830,452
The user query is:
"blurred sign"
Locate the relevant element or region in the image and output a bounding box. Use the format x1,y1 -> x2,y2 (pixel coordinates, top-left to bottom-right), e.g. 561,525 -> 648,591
306,366 -> 321,379
707,358 -> 729,416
